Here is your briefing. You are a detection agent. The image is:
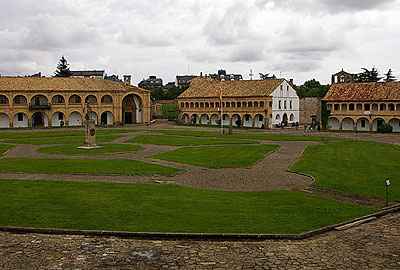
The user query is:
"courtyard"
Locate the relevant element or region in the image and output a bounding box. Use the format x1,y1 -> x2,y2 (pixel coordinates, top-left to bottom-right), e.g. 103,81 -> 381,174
0,121 -> 399,268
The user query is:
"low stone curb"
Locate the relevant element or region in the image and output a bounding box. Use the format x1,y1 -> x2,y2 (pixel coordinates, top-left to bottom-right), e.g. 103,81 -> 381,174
0,205 -> 398,242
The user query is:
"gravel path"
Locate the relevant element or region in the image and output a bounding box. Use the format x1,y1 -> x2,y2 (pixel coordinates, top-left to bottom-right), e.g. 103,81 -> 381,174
0,212 -> 398,269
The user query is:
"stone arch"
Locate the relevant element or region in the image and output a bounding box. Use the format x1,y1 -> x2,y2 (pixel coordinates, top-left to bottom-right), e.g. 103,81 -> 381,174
210,114 -> 219,125
51,112 -> 66,127
31,112 -> 49,127
191,114 -> 200,124
90,111 -> 98,125
13,112 -> 29,128
327,117 -> 340,130
69,94 -> 82,104
372,118 -> 385,132
356,117 -> 370,132
255,114 -> 264,128
222,114 -> 230,126
101,111 -> 114,125
389,118 -> 400,132
51,95 -> 65,104
200,114 -> 209,125
31,95 -> 48,106
122,94 -> 142,124
101,95 -> 113,104
0,113 -> 10,128
243,114 -> 252,127
0,94 -> 9,105
85,95 -> 98,104
232,114 -> 241,127
182,113 -> 190,124
342,117 -> 355,131
68,111 -> 82,126
13,95 -> 27,105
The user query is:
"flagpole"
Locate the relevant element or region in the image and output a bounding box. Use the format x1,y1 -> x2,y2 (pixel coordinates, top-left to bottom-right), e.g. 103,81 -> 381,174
220,87 -> 223,135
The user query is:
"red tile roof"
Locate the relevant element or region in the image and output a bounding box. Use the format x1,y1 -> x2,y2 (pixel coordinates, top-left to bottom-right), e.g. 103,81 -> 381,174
178,77 -> 285,98
323,82 -> 400,102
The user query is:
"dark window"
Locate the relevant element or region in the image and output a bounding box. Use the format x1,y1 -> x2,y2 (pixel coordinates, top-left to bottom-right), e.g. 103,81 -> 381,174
380,104 -> 386,111
200,102 -> 204,108
245,115 -> 250,121
349,104 -> 355,111
237,102 -> 241,108
341,104 -> 347,111
190,103 -> 194,108
356,104 -> 363,111
181,102 -> 184,108
17,113 -> 23,121
101,95 -> 113,104
254,102 -> 258,108
226,102 -> 230,108
185,102 -> 189,108
334,104 -> 340,110
210,102 -> 214,108
0,95 -> 9,104
216,102 -> 219,108
205,102 -> 209,108
58,112 -> 63,120
388,104 -> 395,111
13,95 -> 27,105
242,102 -> 247,108
364,104 -> 370,111
231,102 -> 235,108
361,120 -> 366,128
269,101 -> 272,107
195,102 -> 199,108
248,102 -> 252,108
260,101 -> 265,108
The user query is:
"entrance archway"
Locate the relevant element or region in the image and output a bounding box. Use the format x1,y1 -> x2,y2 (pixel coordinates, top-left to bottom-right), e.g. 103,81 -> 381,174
232,114 -> 241,127
342,117 -> 355,131
282,113 -> 288,125
101,111 -> 113,125
372,118 -> 385,131
122,94 -> 142,124
210,114 -> 219,125
32,112 -> 48,127
0,113 -> 10,128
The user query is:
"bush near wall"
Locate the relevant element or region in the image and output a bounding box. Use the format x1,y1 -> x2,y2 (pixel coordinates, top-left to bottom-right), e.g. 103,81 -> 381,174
161,104 -> 178,118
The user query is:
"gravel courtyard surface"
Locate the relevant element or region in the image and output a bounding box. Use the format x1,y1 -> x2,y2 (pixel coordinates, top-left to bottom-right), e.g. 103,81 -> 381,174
0,212 -> 398,270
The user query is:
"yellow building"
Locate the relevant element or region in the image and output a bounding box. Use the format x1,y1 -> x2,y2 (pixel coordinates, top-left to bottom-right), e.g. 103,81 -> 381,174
0,76 -> 151,128
324,82 -> 400,132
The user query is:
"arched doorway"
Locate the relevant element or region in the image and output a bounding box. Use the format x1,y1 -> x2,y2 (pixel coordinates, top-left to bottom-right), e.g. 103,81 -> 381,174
342,117 -> 355,131
372,118 -> 385,131
210,114 -> 219,125
182,114 -> 190,124
243,114 -> 253,127
389,118 -> 400,132
232,114 -> 241,127
255,114 -> 264,128
13,113 -> 28,128
200,114 -> 209,125
122,94 -> 142,124
68,112 -> 82,126
356,118 -> 370,132
32,112 -> 48,127
327,117 -> 340,130
51,112 -> 66,127
282,113 -> 288,125
101,111 -> 114,125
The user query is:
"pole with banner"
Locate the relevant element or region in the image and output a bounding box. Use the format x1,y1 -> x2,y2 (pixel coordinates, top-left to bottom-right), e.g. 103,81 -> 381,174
220,87 -> 223,135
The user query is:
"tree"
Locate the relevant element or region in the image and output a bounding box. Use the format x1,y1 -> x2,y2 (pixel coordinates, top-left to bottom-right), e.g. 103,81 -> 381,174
294,79 -> 329,98
259,73 -> 276,80
383,69 -> 396,82
164,85 -> 188,100
150,88 -> 165,100
355,67 -> 382,82
54,56 -> 72,77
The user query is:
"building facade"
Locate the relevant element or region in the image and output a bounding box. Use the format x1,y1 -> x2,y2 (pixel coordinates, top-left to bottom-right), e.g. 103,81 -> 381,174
331,69 -> 356,84
0,76 -> 151,128
323,82 -> 400,132
138,75 -> 163,89
177,77 -> 299,128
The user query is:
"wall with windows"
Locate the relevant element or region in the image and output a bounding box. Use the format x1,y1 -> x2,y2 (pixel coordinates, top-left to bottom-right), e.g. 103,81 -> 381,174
270,80 -> 300,127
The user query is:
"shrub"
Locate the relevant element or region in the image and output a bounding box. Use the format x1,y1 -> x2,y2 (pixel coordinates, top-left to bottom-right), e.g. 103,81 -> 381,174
377,123 -> 393,133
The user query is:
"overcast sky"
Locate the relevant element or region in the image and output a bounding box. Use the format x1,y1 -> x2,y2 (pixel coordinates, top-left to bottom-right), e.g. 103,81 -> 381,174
1,0 -> 400,85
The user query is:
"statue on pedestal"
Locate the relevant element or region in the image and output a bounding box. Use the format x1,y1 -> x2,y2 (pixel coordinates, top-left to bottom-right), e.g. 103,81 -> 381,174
78,103 -> 101,149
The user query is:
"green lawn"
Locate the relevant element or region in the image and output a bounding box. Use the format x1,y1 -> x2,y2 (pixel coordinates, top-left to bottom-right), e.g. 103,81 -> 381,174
151,144 -> 278,168
0,144 -> 13,155
0,129 -> 138,139
153,130 -> 340,141
0,158 -> 180,176
37,144 -> 143,155
127,135 -> 258,146
161,104 -> 178,118
2,135 -> 123,145
0,180 -> 376,234
291,141 -> 400,202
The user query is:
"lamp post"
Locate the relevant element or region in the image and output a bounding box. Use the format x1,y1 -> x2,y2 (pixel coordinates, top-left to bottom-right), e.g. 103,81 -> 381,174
385,178 -> 391,207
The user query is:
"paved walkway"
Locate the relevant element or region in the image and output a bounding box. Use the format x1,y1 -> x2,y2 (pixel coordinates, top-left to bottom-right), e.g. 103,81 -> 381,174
0,212 -> 399,269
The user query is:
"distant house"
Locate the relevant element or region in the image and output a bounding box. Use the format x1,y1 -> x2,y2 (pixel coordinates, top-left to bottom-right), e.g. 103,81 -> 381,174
209,69 -> 243,82
323,82 -> 400,132
163,82 -> 176,91
139,75 -> 163,89
71,70 -> 105,79
104,74 -> 122,82
331,69 -> 356,84
177,77 -> 299,128
175,75 -> 198,87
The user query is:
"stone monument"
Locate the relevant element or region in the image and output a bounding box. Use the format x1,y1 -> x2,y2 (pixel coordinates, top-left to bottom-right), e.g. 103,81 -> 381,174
78,103 -> 101,149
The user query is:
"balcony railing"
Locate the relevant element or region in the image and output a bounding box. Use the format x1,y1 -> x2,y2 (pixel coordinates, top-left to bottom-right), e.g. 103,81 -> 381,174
29,103 -> 51,110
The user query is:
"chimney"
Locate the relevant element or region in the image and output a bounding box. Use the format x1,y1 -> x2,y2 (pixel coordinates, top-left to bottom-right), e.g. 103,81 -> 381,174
289,79 -> 294,87
123,75 -> 131,86
200,72 -> 203,77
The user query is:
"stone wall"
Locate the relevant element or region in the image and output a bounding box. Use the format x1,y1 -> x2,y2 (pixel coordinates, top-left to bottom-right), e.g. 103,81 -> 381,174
299,97 -> 321,124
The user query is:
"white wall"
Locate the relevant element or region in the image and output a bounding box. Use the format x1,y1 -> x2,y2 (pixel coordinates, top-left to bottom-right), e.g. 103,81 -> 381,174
52,112 -> 65,127
270,80 -> 300,126
69,112 -> 82,126
13,113 -> 28,128
133,96 -> 142,124
210,114 -> 219,125
0,113 -> 10,128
